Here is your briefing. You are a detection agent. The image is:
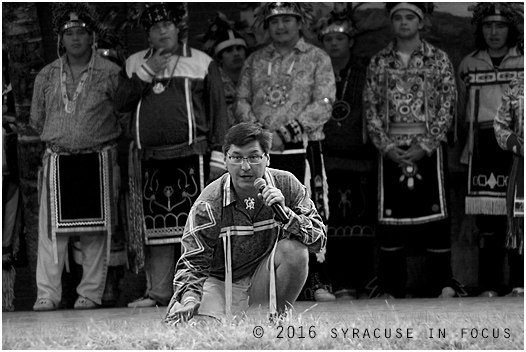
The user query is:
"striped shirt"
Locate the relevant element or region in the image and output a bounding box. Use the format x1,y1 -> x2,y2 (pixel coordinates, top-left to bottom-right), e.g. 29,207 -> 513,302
171,167 -> 326,303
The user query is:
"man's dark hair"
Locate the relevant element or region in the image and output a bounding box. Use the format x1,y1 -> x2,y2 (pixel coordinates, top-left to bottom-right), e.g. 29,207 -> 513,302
475,22 -> 519,50
222,123 -> 273,154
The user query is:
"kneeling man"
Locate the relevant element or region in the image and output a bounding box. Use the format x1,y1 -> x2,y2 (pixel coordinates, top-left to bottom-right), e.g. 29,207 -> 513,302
165,123 -> 326,324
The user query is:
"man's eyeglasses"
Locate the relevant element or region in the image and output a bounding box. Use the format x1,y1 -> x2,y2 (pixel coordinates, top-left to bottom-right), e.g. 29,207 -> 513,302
227,154 -> 266,165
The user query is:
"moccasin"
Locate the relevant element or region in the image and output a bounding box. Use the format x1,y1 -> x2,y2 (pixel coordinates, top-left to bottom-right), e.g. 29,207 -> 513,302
74,295 -> 98,310
33,298 -> 56,312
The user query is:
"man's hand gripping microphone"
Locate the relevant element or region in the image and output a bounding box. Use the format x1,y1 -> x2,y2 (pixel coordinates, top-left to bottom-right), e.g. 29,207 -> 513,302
254,178 -> 290,224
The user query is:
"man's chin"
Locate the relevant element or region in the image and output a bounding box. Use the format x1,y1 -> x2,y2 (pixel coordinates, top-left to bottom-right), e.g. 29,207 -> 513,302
487,43 -> 506,51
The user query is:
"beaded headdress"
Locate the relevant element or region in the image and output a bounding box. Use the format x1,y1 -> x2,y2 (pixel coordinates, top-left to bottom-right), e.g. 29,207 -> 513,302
253,2 -> 314,29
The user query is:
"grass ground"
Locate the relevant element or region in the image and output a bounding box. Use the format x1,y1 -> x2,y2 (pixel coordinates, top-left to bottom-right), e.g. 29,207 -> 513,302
2,300 -> 524,350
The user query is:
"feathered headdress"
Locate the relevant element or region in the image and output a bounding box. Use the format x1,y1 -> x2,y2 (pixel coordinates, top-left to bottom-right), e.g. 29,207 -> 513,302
314,3 -> 359,40
468,2 -> 523,28
52,3 -> 100,35
97,7 -> 126,66
313,3 -> 387,42
199,12 -> 255,57
253,2 -> 314,29
121,3 -> 188,41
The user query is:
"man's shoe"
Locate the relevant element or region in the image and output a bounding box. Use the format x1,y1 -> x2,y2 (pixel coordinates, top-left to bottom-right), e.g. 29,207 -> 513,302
439,278 -> 468,298
127,297 -> 157,308
478,290 -> 498,297
439,287 -> 456,298
309,272 -> 336,302
314,287 -> 336,302
505,287 -> 524,297
74,296 -> 98,310
334,288 -> 357,300
33,298 -> 56,312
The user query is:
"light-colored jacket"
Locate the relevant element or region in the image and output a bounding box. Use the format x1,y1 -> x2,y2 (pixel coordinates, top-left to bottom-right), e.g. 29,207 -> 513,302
458,46 -> 523,163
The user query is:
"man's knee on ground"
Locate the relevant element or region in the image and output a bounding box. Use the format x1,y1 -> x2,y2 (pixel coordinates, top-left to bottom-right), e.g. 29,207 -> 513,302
275,239 -> 308,270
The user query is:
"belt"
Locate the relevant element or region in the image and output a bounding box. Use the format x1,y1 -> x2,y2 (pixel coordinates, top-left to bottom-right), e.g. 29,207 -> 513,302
47,140 -> 117,155
388,122 -> 427,135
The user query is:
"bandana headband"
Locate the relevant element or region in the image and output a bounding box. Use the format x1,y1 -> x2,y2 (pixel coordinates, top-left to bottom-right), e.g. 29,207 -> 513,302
481,15 -> 510,24
214,30 -> 247,55
390,3 -> 424,20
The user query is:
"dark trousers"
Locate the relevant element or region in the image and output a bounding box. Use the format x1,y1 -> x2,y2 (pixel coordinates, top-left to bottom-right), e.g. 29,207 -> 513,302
377,220 -> 453,298
476,215 -> 506,293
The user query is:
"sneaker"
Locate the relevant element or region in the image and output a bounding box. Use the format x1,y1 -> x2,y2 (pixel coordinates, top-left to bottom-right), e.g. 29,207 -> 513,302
505,287 -> 524,297
439,278 -> 468,298
314,287 -> 336,302
33,298 -> 56,312
439,287 -> 456,298
74,295 -> 98,310
334,288 -> 357,301
478,290 -> 498,298
127,296 -> 157,308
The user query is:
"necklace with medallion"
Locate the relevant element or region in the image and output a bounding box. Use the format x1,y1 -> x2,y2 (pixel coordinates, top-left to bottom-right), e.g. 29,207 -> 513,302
60,55 -> 94,114
152,55 -> 181,94
264,59 -> 295,108
331,65 -> 353,125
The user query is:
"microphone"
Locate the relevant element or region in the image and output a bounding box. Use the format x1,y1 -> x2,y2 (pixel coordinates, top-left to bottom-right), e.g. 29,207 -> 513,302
254,178 -> 290,224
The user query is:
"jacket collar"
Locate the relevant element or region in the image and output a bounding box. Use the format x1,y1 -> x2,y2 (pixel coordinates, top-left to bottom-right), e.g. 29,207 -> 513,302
471,45 -> 522,63
222,169 -> 276,208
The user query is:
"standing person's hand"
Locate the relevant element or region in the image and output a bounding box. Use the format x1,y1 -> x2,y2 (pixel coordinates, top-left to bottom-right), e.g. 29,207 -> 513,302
399,144 -> 426,164
386,147 -> 409,165
145,48 -> 171,75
